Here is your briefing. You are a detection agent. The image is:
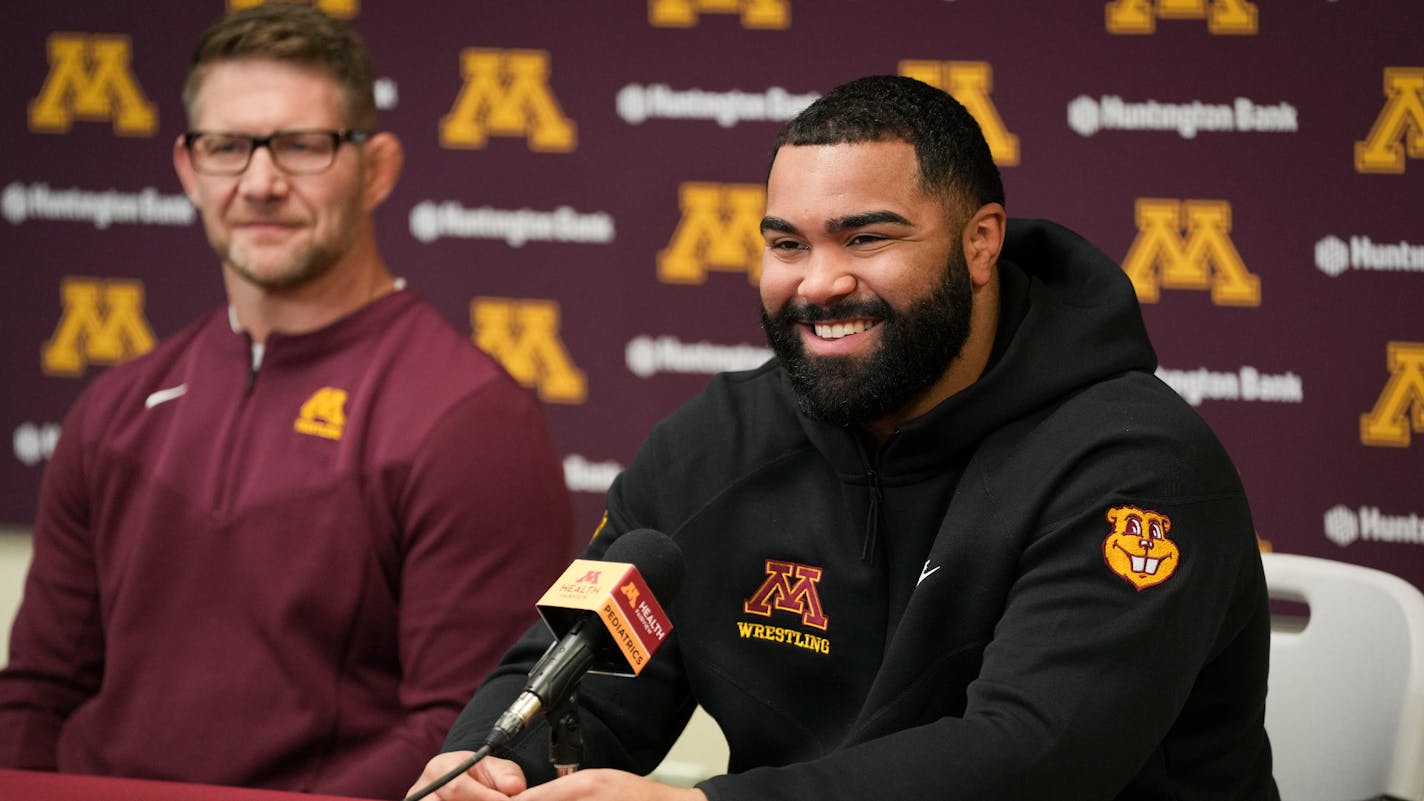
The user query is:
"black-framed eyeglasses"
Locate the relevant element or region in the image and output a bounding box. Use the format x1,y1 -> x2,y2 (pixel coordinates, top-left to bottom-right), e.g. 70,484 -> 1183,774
182,129 -> 372,176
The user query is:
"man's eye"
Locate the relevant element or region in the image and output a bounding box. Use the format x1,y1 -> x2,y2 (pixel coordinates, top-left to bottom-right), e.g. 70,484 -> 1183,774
768,239 -> 806,251
279,137 -> 323,154
206,139 -> 245,156
848,234 -> 885,246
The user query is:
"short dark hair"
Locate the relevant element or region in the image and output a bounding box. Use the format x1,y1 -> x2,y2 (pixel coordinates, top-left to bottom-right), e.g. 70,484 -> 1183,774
182,3 -> 377,130
772,75 -> 1005,213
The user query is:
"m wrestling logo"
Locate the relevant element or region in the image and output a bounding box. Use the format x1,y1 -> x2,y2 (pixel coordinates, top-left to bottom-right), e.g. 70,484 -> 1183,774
743,559 -> 829,629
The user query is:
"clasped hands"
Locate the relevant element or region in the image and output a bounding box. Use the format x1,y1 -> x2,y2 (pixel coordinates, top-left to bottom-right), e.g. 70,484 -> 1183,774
408,751 -> 708,801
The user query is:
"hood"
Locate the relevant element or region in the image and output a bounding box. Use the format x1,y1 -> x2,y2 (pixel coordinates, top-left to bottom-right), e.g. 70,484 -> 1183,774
801,217 -> 1158,478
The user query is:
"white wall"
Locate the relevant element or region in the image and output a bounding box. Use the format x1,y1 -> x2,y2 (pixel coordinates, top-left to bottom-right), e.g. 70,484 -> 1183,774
0,526 -> 34,670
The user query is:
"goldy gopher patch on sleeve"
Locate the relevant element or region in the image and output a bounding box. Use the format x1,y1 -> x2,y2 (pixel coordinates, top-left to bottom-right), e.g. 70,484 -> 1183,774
1102,505 -> 1179,590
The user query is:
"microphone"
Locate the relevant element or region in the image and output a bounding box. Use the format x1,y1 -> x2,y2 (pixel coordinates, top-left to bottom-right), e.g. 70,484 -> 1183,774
484,528 -> 684,750
401,529 -> 684,801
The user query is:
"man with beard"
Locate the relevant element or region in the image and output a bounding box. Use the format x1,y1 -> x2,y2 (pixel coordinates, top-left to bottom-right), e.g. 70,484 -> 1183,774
0,6 -> 573,799
413,76 -> 1277,801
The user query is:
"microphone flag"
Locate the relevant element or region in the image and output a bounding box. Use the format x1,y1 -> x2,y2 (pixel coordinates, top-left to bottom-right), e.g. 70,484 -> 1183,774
535,558 -> 673,676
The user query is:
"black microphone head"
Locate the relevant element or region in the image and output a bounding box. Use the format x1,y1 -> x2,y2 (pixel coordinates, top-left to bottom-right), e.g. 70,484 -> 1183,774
602,528 -> 684,605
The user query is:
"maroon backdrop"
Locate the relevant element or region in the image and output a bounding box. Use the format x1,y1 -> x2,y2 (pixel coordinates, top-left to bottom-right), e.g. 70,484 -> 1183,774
3,1 -> 1421,587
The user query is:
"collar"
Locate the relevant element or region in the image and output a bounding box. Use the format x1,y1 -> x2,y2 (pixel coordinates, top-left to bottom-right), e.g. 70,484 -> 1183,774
228,278 -> 408,372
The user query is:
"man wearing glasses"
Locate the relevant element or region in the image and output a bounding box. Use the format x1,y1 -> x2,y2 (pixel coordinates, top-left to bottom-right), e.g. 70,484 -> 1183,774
0,6 -> 573,799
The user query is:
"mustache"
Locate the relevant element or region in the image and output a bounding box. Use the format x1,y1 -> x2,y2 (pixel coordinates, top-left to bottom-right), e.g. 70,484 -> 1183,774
232,215 -> 304,223
771,297 -> 894,324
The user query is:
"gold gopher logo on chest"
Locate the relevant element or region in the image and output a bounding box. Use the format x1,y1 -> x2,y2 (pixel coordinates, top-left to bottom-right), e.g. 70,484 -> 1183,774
1102,505 -> 1179,590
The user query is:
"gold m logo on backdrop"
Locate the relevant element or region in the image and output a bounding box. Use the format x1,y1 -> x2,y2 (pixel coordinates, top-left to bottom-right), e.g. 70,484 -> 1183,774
440,49 -> 576,152
897,61 -> 1020,166
1355,68 -> 1424,174
658,183 -> 765,285
1121,199 -> 1261,306
472,298 -> 587,403
649,0 -> 789,29
41,278 -> 157,376
29,34 -> 157,136
1105,0 -> 1257,34
226,0 -> 358,17
1360,342 -> 1424,448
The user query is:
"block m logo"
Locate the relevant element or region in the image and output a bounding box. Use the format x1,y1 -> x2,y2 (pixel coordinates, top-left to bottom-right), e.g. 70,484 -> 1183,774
658,183 -> 765,285
898,61 -> 1019,166
649,0 -> 789,28
440,49 -> 576,152
29,34 -> 157,136
294,387 -> 348,441
472,298 -> 587,403
743,560 -> 828,630
226,0 -> 359,17
1360,342 -> 1424,447
1121,199 -> 1261,305
42,278 -> 157,376
1105,0 -> 1257,34
1355,68 -> 1424,174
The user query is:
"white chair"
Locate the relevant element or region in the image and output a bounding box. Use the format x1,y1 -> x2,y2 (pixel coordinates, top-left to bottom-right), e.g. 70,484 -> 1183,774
1263,551 -> 1424,801
649,705 -> 729,787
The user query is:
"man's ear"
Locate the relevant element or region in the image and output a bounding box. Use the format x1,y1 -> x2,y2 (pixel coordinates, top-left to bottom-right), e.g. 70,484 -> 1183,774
173,135 -> 201,205
359,131 -> 403,211
963,203 -> 1006,288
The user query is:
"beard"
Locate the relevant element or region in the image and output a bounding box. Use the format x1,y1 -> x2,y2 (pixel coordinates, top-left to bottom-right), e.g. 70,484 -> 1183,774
207,196 -> 362,292
760,244 -> 974,428
223,237 -> 346,291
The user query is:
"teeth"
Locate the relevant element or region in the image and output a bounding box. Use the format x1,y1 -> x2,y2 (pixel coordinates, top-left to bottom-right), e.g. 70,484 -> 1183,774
1129,555 -> 1161,575
814,320 -> 871,340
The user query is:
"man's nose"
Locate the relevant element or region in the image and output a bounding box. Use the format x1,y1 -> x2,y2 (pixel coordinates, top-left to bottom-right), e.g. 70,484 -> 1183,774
797,251 -> 857,305
238,145 -> 289,198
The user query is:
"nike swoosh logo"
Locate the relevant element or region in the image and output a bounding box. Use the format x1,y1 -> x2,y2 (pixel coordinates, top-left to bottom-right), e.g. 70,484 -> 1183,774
145,384 -> 188,409
917,559 -> 942,586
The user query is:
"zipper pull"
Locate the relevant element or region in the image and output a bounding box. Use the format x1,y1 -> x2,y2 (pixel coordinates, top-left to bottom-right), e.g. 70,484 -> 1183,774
862,468 -> 882,563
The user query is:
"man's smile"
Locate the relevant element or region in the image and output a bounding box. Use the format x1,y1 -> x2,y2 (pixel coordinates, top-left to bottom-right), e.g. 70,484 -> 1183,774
811,319 -> 880,340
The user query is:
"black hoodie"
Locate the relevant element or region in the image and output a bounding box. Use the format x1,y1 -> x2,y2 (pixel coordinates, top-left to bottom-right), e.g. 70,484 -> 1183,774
446,218 -> 1278,800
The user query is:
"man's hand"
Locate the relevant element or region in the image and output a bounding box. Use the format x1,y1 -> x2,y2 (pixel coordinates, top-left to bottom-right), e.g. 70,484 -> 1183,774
406,755 -> 709,801
406,751 -> 528,800
510,769 -> 708,801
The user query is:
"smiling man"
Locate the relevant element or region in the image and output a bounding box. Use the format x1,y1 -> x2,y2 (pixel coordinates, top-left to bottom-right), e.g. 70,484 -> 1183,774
0,6 -> 572,798
758,139 -> 995,443
416,76 -> 1278,801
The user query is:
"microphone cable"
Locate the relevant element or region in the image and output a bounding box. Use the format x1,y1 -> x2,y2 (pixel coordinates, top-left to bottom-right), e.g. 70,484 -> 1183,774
401,742 -> 494,801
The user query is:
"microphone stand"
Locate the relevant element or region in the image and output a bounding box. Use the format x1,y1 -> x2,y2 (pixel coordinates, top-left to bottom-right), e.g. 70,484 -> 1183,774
548,689 -> 583,777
